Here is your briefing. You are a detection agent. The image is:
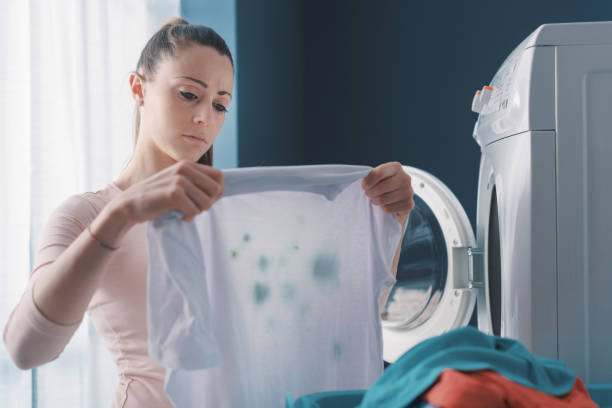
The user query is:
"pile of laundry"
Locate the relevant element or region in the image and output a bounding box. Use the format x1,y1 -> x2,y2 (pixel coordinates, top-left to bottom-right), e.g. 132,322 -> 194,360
286,326 -> 598,408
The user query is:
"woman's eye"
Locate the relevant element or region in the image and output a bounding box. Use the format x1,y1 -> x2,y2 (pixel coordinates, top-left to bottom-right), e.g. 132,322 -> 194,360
213,103 -> 227,113
180,91 -> 197,101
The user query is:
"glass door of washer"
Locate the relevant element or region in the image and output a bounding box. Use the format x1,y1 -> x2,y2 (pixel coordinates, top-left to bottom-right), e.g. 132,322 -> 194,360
382,166 -> 477,363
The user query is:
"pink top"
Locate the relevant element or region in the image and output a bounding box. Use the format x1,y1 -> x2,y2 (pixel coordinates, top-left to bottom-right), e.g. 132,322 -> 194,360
2,183 -> 173,407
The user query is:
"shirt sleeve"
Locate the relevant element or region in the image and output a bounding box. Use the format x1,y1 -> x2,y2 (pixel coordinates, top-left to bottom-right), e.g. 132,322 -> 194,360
146,211 -> 221,370
2,194 -> 101,370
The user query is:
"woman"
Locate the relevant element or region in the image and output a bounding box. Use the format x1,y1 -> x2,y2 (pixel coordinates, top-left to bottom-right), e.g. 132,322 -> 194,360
3,18 -> 414,407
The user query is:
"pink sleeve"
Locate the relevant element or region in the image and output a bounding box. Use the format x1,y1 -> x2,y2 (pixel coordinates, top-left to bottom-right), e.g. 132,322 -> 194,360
2,194 -> 101,370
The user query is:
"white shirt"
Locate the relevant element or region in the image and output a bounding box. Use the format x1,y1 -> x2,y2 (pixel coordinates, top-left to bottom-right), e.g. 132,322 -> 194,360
146,165 -> 403,407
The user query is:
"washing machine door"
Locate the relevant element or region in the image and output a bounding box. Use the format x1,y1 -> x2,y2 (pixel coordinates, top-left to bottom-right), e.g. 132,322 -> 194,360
381,166 -> 478,363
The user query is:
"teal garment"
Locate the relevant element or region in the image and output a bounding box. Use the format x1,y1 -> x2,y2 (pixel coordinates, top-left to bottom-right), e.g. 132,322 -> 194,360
358,326 -> 576,407
286,390 -> 364,408
285,391 -> 439,408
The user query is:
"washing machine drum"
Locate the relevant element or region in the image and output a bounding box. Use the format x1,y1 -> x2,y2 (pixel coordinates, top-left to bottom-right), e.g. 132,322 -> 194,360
382,166 -> 478,363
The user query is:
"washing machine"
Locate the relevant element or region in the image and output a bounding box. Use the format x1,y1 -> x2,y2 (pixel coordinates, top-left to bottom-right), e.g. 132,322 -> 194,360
383,21 -> 612,384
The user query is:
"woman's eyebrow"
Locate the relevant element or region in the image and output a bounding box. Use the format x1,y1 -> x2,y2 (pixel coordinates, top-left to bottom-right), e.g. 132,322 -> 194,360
176,75 -> 232,99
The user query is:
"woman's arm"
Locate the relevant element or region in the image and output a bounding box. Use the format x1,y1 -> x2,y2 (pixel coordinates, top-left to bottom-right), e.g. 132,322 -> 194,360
3,161 -> 225,370
3,199 -> 134,370
32,200 -> 134,326
378,214 -> 409,313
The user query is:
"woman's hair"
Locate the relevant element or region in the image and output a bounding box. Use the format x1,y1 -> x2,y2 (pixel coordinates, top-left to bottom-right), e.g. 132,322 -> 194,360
132,17 -> 234,166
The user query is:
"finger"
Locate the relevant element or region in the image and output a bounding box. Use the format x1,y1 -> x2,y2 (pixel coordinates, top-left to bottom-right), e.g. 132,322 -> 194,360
364,173 -> 403,198
200,168 -> 224,198
369,186 -> 413,207
362,162 -> 402,189
166,175 -> 214,221
167,184 -> 201,221
180,163 -> 224,199
382,198 -> 415,215
215,172 -> 225,197
180,177 -> 217,213
197,163 -> 224,184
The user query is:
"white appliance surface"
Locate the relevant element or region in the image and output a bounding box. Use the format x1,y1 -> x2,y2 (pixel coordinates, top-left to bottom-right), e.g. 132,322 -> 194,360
383,21 -> 612,384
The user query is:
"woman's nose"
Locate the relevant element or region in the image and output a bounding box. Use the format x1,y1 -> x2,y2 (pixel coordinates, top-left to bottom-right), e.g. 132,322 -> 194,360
194,104 -> 211,126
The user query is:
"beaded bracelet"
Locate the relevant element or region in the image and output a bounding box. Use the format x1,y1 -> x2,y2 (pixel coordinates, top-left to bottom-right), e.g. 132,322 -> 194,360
87,224 -> 119,251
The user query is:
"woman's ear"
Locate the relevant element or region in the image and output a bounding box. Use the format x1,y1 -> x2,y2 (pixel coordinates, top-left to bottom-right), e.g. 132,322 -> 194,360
129,71 -> 145,105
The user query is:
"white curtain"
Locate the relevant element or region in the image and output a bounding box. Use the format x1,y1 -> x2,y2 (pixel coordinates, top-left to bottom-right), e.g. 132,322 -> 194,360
0,0 -> 180,406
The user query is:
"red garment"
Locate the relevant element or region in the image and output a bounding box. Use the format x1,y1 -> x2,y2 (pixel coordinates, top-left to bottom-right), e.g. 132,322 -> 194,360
421,369 -> 597,408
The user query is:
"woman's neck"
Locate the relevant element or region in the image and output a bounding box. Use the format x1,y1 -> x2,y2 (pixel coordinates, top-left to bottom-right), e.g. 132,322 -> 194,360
114,137 -> 176,191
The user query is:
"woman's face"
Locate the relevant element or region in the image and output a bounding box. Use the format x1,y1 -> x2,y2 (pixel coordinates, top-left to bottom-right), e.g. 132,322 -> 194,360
135,44 -> 234,163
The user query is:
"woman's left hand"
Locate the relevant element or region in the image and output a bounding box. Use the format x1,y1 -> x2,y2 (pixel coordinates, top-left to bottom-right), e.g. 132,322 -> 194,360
361,162 -> 414,220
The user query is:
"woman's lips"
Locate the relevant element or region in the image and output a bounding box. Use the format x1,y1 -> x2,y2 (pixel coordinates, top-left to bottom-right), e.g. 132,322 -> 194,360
183,134 -> 207,144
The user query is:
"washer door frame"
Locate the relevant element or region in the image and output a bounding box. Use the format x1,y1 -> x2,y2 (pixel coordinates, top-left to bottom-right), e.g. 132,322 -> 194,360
475,153 -> 499,337
382,166 -> 477,363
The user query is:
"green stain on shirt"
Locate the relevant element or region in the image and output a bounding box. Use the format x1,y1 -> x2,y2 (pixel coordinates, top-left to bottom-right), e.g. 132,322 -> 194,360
254,282 -> 269,304
280,282 -> 297,302
231,249 -> 238,258
258,255 -> 269,272
312,252 -> 340,286
333,341 -> 343,360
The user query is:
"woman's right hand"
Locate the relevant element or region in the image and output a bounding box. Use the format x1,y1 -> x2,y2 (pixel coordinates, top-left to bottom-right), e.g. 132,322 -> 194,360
117,160 -> 225,224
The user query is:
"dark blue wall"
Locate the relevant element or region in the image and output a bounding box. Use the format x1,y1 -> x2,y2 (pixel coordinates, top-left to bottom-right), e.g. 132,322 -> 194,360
237,0 -> 612,225
236,0 -> 305,167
